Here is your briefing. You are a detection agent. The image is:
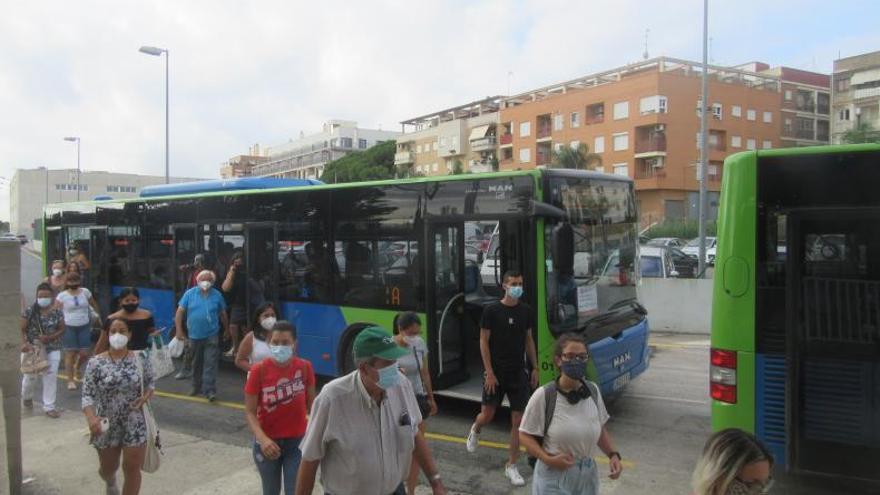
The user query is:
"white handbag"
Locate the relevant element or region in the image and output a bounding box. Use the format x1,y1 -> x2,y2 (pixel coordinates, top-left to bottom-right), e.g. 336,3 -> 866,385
136,351 -> 162,473
148,337 -> 175,380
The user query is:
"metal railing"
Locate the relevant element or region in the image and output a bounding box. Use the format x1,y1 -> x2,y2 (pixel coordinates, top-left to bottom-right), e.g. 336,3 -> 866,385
802,277 -> 880,344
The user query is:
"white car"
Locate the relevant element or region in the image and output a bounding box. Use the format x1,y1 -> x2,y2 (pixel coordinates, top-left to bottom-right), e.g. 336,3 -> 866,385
638,246 -> 680,279
683,237 -> 717,264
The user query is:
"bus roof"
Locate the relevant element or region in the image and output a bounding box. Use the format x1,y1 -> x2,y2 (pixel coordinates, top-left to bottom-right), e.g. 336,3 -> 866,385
139,177 -> 322,197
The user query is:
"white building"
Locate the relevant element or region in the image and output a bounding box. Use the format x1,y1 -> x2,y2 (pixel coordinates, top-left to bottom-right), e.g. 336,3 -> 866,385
832,50 -> 880,143
252,120 -> 400,179
10,168 -> 203,238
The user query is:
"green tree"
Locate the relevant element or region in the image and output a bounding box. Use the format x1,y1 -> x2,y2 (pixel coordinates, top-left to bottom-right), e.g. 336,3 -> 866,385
450,159 -> 464,175
320,140 -> 397,183
552,143 -> 602,170
841,122 -> 880,144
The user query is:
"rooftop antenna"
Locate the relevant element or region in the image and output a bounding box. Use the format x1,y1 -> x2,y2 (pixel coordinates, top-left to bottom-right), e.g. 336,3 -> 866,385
643,29 -> 650,60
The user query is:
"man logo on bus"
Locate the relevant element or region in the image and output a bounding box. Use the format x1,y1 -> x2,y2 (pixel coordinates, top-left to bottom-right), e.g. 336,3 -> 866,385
612,351 -> 631,369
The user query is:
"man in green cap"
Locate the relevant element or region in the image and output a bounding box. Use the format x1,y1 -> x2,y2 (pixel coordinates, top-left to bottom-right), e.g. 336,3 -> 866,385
296,327 -> 447,495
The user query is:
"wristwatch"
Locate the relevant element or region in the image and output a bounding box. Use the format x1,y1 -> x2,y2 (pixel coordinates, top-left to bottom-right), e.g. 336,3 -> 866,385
608,451 -> 622,461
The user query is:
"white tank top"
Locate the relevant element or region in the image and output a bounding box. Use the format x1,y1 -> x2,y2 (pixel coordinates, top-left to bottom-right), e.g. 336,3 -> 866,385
250,337 -> 272,364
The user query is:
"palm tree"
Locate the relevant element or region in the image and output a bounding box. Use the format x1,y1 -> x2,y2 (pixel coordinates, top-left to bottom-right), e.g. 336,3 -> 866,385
552,143 -> 602,170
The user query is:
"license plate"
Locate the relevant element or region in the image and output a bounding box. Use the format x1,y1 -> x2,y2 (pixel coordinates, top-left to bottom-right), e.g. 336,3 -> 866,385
612,372 -> 631,391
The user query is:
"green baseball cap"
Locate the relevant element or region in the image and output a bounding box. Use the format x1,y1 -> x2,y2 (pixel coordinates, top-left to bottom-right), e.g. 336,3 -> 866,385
353,327 -> 408,361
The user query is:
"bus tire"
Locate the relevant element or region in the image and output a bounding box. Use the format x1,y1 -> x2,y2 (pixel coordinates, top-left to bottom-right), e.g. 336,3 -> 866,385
337,323 -> 374,375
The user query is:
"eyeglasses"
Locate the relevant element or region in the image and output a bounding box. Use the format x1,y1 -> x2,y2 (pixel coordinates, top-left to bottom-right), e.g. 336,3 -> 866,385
561,353 -> 589,363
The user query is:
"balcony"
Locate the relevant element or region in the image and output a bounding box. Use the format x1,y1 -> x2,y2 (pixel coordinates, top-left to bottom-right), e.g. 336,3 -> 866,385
795,129 -> 815,140
634,132 -> 667,158
394,151 -> 414,165
854,86 -> 880,100
470,135 -> 497,152
499,133 -> 513,146
537,127 -> 552,140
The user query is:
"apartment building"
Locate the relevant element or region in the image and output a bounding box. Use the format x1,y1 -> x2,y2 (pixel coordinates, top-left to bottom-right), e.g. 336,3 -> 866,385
251,120 -> 400,180
832,50 -> 880,144
498,57 -> 791,224
219,144 -> 269,178
395,97 -> 503,176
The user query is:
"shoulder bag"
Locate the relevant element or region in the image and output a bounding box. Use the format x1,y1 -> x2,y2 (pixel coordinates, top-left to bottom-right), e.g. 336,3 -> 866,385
20,309 -> 50,375
136,351 -> 162,473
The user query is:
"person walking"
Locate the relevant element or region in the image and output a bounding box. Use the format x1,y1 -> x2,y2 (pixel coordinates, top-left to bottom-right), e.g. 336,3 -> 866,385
56,272 -> 100,391
244,320 -> 316,495
173,254 -> 206,380
295,327 -> 447,495
692,429 -> 774,495
95,288 -> 158,354
519,333 -> 623,495
393,312 -> 440,495
235,302 -> 277,373
82,318 -> 155,495
20,282 -> 65,417
221,252 -> 248,358
465,269 -> 538,487
45,259 -> 67,294
174,270 -> 228,402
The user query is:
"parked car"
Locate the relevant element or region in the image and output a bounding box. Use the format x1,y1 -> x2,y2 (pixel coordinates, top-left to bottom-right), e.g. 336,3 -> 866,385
667,246 -> 698,278
682,236 -> 717,263
15,234 -> 27,245
0,233 -> 18,243
645,237 -> 686,249
638,246 -> 680,279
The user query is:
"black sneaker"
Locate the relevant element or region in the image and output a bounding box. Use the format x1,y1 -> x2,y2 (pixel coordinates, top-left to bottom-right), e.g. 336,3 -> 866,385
206,393 -> 217,403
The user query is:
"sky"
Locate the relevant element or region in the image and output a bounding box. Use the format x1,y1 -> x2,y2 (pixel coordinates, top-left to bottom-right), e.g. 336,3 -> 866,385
2,0 -> 879,222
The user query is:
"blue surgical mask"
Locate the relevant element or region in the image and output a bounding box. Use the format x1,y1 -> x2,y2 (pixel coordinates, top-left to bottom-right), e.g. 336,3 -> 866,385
376,363 -> 400,390
560,360 -> 587,380
269,345 -> 293,364
507,286 -> 523,299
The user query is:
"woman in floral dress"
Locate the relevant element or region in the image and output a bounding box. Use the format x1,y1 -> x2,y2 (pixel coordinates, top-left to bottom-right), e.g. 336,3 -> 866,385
82,318 -> 154,495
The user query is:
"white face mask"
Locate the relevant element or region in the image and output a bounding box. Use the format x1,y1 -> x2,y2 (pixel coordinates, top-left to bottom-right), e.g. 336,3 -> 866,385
37,297 -> 53,308
260,316 -> 277,331
52,269 -> 64,277
109,333 -> 129,350
198,280 -> 212,291
403,335 -> 419,346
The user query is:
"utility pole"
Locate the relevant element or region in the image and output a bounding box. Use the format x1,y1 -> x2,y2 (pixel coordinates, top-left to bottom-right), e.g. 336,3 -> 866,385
698,0 -> 709,277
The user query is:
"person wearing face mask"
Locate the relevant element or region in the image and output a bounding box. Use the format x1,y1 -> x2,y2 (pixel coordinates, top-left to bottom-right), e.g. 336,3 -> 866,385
466,269 -> 539,487
296,327 -> 447,495
519,333 -> 622,495
692,429 -> 774,495
236,302 -> 279,373
221,252 -> 248,358
174,270 -> 228,402
244,320 -> 316,495
94,287 -> 158,354
20,283 -> 66,417
392,312 -> 440,495
82,318 -> 155,495
45,259 -> 68,294
56,272 -> 101,391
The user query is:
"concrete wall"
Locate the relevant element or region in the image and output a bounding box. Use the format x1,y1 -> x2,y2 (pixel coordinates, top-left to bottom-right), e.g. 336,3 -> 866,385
0,241 -> 22,493
640,277 -> 712,334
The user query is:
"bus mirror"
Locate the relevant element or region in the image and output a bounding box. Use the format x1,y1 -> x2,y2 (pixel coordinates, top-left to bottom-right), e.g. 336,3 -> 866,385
552,223 -> 574,275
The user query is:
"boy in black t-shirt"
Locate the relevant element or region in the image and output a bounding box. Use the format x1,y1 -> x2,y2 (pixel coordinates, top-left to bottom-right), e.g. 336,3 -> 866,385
465,270 -> 538,487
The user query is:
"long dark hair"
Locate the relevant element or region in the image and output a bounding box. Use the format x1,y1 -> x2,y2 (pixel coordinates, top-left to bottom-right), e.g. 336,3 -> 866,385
251,302 -> 276,340
392,311 -> 422,335
29,282 -> 55,328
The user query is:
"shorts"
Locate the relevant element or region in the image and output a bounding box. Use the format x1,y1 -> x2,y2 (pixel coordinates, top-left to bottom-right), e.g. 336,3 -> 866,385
230,305 -> 247,325
63,324 -> 92,351
481,369 -> 530,412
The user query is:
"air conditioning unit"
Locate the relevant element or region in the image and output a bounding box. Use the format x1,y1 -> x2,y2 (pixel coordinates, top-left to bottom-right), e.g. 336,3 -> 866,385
650,158 -> 665,168
655,124 -> 665,132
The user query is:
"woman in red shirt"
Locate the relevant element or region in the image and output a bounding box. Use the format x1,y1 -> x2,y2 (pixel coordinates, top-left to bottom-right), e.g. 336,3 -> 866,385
244,320 -> 316,495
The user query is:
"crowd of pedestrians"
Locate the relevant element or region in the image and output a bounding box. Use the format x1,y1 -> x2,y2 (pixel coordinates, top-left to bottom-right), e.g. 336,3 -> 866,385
19,250 -> 776,495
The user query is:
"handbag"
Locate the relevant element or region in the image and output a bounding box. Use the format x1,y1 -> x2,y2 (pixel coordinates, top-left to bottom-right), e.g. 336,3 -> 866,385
148,336 -> 174,380
412,345 -> 432,418
136,351 -> 162,473
21,309 -> 50,375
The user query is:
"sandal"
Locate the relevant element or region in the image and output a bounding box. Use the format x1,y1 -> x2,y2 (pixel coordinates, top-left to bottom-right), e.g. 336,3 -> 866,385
67,381 -> 77,391
45,410 -> 61,419
23,399 -> 33,409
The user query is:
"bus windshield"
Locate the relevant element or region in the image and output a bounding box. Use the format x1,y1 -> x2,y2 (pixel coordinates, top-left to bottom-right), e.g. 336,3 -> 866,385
545,175 -> 639,336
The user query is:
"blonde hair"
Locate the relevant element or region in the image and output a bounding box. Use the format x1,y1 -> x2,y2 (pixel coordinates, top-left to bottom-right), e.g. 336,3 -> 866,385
691,429 -> 773,495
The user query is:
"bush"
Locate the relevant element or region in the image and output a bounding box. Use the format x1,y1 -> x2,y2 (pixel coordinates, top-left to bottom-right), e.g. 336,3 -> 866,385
644,220 -> 716,241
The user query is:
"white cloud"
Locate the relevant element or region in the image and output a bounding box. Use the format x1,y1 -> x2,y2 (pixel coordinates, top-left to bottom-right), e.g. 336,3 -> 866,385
1,0 -> 878,221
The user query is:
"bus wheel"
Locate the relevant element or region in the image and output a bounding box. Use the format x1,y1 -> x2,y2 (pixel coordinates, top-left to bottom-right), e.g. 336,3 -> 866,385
337,323 -> 373,375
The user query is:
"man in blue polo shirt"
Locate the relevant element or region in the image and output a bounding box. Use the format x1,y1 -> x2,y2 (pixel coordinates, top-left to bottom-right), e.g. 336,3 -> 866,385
174,270 -> 228,402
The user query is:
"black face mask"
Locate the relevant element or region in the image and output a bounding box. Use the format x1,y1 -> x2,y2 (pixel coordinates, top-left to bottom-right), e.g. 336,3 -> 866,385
557,380 -> 592,405
121,303 -> 139,313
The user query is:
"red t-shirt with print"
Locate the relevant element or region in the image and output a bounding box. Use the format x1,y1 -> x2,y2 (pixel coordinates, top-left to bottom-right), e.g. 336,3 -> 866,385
244,357 -> 315,439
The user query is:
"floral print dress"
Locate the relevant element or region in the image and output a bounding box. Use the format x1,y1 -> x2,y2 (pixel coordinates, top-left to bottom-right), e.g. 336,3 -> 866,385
82,352 -> 155,449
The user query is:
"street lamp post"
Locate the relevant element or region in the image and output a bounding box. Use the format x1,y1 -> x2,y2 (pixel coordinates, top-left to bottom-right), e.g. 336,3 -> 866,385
139,45 -> 170,184
697,0 -> 709,277
63,137 -> 81,201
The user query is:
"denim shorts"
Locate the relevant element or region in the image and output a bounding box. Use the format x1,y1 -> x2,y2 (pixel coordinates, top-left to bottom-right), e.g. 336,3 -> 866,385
533,457 -> 598,495
62,324 -> 92,351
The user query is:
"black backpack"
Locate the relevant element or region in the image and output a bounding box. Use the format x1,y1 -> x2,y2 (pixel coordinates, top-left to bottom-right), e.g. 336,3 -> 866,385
527,379 -> 600,468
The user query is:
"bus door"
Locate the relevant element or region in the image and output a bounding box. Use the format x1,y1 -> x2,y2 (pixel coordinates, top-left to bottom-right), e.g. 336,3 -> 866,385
45,227 -> 65,275
89,227 -> 110,315
171,224 -> 198,301
426,222 -> 467,389
245,223 -> 278,323
787,210 -> 880,481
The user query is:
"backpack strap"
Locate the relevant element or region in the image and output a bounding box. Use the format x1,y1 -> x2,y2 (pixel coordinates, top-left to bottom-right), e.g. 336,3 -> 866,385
580,379 -> 601,411
540,381 -> 558,445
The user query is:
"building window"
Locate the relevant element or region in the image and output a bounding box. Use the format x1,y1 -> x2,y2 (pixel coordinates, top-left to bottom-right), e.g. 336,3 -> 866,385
784,90 -> 792,101
570,112 -> 580,128
340,137 -> 353,148
731,135 -> 742,148
639,95 -> 668,115
570,140 -> 580,150
519,122 -> 531,137
746,109 -> 756,121
836,78 -> 850,92
613,101 -> 629,120
358,139 -> 367,149
612,132 -> 629,151
416,145 -> 422,153
731,105 -> 742,118
839,109 -> 850,121
712,103 -> 723,120
746,138 -> 757,150
432,142 -> 438,151
763,111 -> 773,123
553,114 -> 564,131
612,163 -> 628,177
762,140 -> 773,149
593,136 -> 605,153
519,148 -> 531,163
586,103 -> 605,124
554,143 -> 565,153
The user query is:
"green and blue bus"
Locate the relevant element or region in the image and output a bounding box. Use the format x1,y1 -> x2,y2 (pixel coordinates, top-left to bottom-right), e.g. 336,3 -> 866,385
43,169 -> 649,398
711,144 -> 880,483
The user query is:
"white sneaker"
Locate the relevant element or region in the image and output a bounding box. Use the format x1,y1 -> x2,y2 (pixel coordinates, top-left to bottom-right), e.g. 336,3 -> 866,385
505,463 -> 525,487
466,424 -> 479,453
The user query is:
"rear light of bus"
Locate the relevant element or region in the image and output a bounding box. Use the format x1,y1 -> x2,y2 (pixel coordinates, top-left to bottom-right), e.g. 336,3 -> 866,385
710,348 -> 737,404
